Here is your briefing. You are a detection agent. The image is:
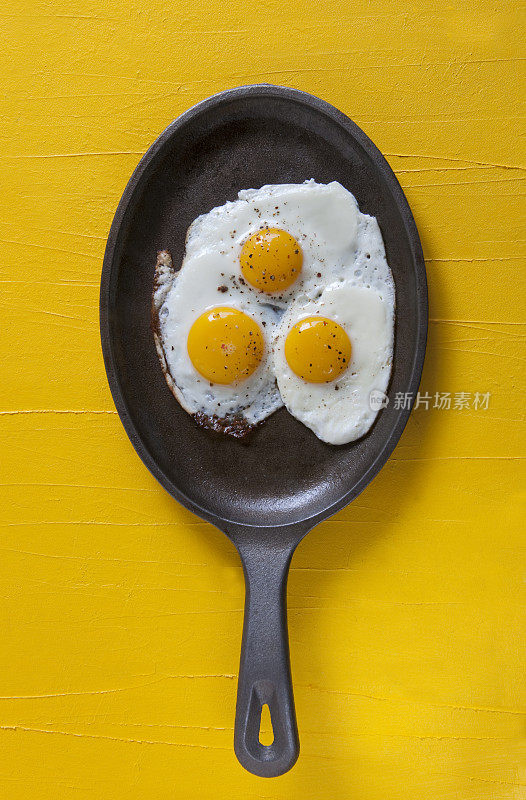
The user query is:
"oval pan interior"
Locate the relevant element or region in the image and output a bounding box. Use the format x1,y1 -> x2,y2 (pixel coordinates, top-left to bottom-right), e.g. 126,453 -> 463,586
100,86 -> 427,529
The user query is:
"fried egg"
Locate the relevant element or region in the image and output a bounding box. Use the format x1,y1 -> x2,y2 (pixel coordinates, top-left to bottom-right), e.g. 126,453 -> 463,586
273,213 -> 395,445
153,250 -> 282,433
184,180 -> 359,306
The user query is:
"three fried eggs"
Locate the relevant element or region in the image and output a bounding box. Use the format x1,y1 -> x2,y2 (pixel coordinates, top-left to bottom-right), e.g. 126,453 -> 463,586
152,180 -> 395,445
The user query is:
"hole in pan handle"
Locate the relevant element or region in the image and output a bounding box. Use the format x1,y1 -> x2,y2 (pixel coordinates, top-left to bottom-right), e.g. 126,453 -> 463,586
233,540 -> 299,777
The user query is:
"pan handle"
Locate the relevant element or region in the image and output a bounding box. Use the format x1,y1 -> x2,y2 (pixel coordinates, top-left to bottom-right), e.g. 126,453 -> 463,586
234,543 -> 299,777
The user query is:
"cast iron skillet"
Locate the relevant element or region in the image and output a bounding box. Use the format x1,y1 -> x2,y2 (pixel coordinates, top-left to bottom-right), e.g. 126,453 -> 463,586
100,85 -> 427,777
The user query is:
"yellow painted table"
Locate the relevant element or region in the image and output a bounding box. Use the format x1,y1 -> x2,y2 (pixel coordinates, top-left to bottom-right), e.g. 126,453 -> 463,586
1,1 -> 524,797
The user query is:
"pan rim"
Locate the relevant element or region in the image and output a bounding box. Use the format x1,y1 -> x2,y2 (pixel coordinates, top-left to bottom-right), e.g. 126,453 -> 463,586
100,84 -> 428,533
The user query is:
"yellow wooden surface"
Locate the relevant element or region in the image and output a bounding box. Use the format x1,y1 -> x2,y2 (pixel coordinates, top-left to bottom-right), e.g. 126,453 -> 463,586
0,0 -> 525,797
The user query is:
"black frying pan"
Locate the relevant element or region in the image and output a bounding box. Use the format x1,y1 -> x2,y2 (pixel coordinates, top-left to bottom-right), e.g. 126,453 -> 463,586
100,85 -> 427,778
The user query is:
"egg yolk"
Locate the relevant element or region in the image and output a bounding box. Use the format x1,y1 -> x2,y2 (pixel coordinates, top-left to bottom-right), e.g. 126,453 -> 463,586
284,316 -> 352,383
240,228 -> 302,293
187,307 -> 264,385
